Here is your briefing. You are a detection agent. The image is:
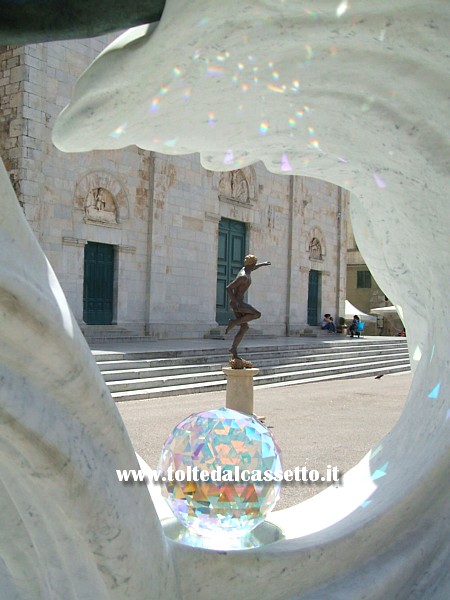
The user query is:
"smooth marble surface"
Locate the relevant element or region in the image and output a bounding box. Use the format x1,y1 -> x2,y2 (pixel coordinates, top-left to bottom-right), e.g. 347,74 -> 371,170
0,159 -> 178,598
1,0 -> 449,598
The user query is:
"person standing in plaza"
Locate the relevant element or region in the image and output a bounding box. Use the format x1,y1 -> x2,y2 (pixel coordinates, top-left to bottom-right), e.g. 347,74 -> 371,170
349,315 -> 360,338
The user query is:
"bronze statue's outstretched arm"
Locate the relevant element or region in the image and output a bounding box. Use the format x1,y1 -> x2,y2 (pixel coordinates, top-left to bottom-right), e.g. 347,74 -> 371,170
252,261 -> 271,270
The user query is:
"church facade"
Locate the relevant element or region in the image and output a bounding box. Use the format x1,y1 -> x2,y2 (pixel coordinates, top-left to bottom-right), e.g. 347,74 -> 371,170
0,38 -> 348,340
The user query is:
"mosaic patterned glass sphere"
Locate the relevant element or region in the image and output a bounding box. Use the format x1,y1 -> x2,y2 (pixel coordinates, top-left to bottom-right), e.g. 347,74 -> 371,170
158,407 -> 282,542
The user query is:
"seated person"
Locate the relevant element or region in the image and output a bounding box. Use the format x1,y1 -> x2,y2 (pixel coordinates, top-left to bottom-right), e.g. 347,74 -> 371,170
321,314 -> 336,333
349,315 -> 360,337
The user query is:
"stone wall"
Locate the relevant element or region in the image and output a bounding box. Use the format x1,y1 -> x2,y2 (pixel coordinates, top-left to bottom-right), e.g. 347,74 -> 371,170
0,45 -> 25,208
1,36 -> 347,339
0,38 -> 153,333
147,153 -> 346,338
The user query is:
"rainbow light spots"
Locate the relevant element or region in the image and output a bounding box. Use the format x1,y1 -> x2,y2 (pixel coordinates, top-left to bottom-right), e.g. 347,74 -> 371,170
371,462 -> 389,481
336,1 -> 348,18
164,138 -> 178,148
288,118 -> 296,128
267,84 -> 285,94
207,66 -> 224,76
224,149 -> 234,165
241,83 -> 249,92
374,173 -> 386,188
150,97 -> 160,112
259,121 -> 269,135
159,86 -> 169,95
238,63 -> 245,71
172,67 -> 182,77
296,110 -> 304,118
292,80 -> 300,89
307,127 -> 320,149
430,345 -> 435,363
304,105 -> 311,113
272,71 -> 279,80
110,122 -> 127,138
196,17 -> 209,26
304,45 -> 314,62
182,89 -> 191,101
208,112 -> 217,126
428,383 -> 441,399
304,8 -> 320,20
281,152 -> 292,171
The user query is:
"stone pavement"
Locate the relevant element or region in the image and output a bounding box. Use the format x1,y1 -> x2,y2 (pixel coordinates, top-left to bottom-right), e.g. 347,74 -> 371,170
117,370 -> 412,511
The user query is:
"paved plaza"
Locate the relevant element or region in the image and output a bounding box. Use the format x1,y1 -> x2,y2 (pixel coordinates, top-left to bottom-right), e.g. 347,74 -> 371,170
118,370 -> 412,511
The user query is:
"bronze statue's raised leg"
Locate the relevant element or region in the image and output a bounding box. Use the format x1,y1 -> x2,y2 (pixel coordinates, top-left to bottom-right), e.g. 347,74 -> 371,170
229,323 -> 249,358
225,319 -> 235,335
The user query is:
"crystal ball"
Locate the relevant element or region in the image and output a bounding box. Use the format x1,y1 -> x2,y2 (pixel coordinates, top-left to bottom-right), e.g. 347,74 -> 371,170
158,407 -> 282,541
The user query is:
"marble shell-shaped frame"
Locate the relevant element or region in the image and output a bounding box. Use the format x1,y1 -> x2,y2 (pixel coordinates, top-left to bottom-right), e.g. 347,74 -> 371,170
1,0 -> 449,598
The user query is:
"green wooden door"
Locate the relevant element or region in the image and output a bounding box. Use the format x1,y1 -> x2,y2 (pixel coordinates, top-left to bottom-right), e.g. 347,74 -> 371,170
83,242 -> 114,325
216,219 -> 246,325
307,269 -> 321,326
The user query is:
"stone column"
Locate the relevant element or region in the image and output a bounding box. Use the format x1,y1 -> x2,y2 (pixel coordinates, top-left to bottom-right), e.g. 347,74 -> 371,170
223,367 -> 259,415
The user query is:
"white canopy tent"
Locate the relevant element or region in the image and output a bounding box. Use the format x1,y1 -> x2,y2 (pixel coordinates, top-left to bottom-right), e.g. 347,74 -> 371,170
344,300 -> 377,322
370,306 -> 400,316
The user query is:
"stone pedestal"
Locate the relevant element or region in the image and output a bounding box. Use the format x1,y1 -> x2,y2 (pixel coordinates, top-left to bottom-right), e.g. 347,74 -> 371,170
223,367 -> 259,415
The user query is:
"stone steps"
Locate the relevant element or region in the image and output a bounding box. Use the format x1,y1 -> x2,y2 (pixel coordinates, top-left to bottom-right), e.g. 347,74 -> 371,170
93,339 -> 410,402
101,349 -> 408,382
81,325 -> 151,344
95,340 -> 406,365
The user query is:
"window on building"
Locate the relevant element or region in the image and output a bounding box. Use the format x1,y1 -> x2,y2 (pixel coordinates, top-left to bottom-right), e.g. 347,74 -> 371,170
357,270 -> 372,288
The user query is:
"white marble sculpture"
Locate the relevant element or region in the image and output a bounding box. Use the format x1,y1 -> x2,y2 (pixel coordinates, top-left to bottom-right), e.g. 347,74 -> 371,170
1,0 -> 449,598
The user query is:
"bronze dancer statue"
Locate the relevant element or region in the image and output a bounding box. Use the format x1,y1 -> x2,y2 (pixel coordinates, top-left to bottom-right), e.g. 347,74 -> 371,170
225,255 -> 270,359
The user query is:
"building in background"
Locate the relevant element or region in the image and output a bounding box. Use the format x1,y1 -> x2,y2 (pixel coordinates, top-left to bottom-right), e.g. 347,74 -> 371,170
1,38 -> 348,341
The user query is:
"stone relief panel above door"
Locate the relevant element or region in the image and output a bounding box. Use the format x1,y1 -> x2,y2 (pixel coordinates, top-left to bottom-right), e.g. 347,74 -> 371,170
74,170 -> 130,225
307,228 -> 326,262
84,187 -> 117,224
218,166 -> 257,205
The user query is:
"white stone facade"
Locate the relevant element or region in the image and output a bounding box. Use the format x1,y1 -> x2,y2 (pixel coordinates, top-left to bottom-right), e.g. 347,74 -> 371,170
0,38 -> 347,339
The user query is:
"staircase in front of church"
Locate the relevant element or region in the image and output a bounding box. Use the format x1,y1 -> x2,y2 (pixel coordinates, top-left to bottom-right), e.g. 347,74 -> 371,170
93,339 -> 410,402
